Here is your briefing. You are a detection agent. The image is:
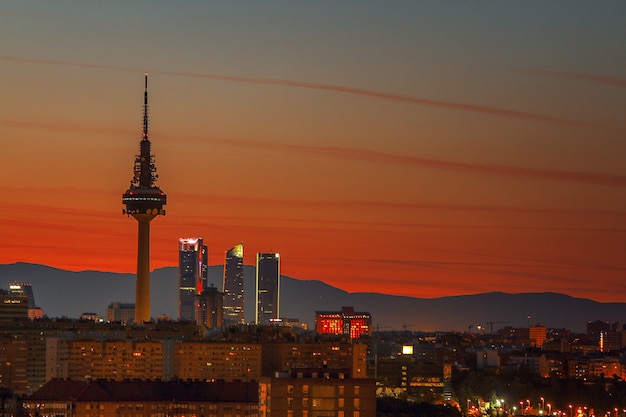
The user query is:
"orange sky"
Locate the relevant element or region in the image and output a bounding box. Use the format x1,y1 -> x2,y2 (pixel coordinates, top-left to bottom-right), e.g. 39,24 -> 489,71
1,3 -> 625,302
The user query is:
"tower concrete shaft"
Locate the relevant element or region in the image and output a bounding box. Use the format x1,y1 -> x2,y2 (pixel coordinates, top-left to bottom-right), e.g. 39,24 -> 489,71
134,214 -> 155,323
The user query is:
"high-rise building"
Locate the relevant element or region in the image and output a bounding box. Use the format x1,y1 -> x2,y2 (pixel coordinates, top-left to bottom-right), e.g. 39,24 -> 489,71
122,74 -> 167,324
256,252 -> 280,325
178,237 -> 208,321
195,285 -> 223,329
223,243 -> 244,325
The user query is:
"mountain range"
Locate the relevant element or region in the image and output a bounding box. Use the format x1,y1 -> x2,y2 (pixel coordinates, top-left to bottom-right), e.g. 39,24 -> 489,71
0,262 -> 624,333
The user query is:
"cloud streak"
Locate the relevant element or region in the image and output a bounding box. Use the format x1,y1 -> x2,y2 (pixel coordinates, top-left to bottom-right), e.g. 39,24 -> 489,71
3,116 -> 625,188
0,55 -> 598,128
200,136 -> 626,188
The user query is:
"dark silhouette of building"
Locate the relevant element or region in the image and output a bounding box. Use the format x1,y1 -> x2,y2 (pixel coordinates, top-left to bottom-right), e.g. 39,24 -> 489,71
195,285 -> 223,329
25,379 -> 259,417
256,253 -> 280,325
122,74 -> 167,324
178,237 -> 208,320
223,243 -> 245,326
105,302 -> 135,324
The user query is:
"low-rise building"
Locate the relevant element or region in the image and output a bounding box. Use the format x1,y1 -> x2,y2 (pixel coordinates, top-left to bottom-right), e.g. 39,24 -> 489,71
24,379 -> 259,417
260,369 -> 376,417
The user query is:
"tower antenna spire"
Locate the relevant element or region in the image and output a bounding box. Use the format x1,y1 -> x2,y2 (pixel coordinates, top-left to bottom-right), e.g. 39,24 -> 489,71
143,72 -> 149,139
122,73 -> 167,324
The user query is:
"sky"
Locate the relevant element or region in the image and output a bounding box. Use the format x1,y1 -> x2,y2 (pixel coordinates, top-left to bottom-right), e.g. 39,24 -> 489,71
1,2 -> 625,303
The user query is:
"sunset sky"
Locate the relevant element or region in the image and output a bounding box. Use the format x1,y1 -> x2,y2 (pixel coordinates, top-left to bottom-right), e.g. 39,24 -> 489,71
1,2 -> 625,302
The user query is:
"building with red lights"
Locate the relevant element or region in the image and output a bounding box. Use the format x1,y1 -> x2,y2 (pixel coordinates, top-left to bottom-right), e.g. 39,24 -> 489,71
315,307 -> 372,339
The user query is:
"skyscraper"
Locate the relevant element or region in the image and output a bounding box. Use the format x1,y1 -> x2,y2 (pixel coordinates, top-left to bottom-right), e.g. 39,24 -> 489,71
178,237 -> 208,321
122,74 -> 167,324
223,243 -> 244,326
255,252 -> 280,325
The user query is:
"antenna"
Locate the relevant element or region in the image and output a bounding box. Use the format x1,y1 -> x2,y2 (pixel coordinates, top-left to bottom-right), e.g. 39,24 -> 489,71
143,72 -> 149,139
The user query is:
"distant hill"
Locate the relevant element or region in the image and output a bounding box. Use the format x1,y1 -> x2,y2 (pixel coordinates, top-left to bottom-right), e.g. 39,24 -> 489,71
0,262 -> 624,333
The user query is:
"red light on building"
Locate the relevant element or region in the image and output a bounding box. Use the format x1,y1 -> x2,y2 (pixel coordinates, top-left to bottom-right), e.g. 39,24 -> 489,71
315,307 -> 372,339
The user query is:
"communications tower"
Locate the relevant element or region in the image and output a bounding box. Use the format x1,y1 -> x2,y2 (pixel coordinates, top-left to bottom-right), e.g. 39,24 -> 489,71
122,74 -> 167,324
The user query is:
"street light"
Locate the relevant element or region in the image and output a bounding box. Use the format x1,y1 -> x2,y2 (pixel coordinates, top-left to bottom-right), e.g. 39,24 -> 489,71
569,405 -> 573,417
541,398 -> 545,412
547,404 -> 551,415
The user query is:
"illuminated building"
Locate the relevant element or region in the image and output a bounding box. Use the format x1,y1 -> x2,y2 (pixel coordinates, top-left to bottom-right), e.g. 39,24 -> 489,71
223,243 -> 245,326
0,288 -> 28,320
529,324 -> 547,348
256,252 -> 280,325
122,74 -> 167,324
315,306 -> 372,339
25,379 -> 259,417
8,282 -> 43,319
259,370 -> 376,417
106,302 -> 135,324
173,341 -> 262,381
195,284 -> 223,329
178,237 -> 208,321
261,342 -> 367,378
67,339 -> 164,381
373,357 -> 451,401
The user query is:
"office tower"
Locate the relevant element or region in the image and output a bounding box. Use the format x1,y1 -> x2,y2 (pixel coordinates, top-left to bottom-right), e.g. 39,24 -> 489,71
122,74 -> 167,324
9,282 -> 44,319
255,252 -> 280,325
222,243 -> 244,325
195,285 -> 223,329
178,237 -> 208,321
0,288 -> 28,320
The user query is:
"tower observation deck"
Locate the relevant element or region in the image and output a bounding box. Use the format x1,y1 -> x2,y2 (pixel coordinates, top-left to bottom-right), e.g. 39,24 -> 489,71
122,74 -> 167,324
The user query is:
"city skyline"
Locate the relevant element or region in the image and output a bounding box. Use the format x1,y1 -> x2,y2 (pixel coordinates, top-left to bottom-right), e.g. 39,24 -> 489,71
1,3 -> 625,303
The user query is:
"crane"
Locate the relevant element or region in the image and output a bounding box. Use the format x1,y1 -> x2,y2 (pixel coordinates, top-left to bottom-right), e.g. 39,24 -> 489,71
485,321 -> 512,334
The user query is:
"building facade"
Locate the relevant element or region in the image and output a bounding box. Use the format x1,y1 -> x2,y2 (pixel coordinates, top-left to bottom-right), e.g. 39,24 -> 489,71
106,302 -> 135,324
256,253 -> 280,325
259,370 -> 376,417
315,307 -> 372,339
261,342 -> 367,378
25,379 -> 259,417
223,243 -> 245,326
173,341 -> 262,382
67,339 -> 165,381
178,237 -> 208,321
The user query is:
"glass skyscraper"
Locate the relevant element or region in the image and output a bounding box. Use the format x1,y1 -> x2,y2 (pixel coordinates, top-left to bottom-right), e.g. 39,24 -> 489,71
222,243 -> 245,326
255,252 -> 280,325
178,237 -> 207,321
